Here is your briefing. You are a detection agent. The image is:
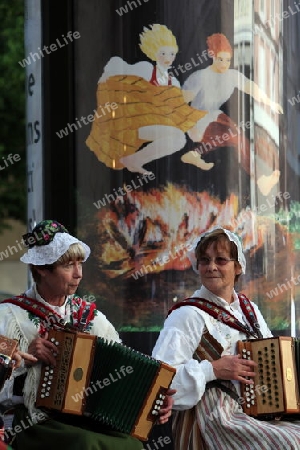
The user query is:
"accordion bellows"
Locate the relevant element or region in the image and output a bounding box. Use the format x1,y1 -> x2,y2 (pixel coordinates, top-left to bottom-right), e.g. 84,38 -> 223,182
237,337 -> 300,418
36,330 -> 176,440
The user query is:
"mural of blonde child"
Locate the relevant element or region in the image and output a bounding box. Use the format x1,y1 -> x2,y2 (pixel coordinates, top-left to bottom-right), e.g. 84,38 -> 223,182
139,24 -> 180,87
89,24 -> 207,175
181,33 -> 283,195
118,24 -> 196,174
120,24 -> 211,173
99,24 -> 180,88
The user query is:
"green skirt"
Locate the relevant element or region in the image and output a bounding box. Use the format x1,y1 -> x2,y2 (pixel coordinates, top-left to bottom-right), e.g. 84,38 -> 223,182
11,407 -> 143,450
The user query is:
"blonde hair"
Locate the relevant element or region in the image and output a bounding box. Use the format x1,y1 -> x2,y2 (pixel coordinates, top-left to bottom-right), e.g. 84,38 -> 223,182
56,243 -> 85,265
139,24 -> 178,61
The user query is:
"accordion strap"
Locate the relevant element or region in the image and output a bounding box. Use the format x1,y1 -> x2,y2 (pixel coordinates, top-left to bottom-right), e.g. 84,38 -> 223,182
206,380 -> 240,402
238,294 -> 263,338
2,295 -> 96,332
168,294 -> 262,338
3,295 -> 64,322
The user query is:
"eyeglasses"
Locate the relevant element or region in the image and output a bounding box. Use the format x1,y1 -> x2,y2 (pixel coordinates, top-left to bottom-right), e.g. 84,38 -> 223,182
198,257 -> 236,266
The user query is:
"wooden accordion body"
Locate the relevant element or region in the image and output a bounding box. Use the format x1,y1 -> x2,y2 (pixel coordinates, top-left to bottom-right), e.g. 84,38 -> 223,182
0,334 -> 18,391
36,329 -> 176,441
237,337 -> 300,418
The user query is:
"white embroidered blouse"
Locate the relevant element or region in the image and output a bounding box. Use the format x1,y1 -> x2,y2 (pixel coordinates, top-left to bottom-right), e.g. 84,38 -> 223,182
0,284 -> 120,415
152,286 -> 272,411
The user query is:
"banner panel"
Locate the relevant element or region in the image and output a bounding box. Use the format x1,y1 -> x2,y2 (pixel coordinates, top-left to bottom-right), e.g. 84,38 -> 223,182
72,0 -> 300,339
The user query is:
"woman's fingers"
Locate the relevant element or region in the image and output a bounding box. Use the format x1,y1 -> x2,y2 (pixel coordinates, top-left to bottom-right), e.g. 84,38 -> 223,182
15,351 -> 38,367
212,355 -> 257,383
28,337 -> 58,366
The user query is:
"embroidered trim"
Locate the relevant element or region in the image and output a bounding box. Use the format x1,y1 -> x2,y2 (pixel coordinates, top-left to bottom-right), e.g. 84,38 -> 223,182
168,295 -> 262,338
3,295 -> 96,332
3,296 -> 64,321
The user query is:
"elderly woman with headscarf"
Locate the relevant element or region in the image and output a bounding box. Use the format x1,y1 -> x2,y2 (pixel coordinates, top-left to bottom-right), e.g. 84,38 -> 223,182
0,220 -> 173,450
152,226 -> 300,449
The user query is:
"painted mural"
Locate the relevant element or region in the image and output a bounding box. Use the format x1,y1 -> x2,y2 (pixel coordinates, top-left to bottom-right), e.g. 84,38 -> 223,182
75,0 -> 300,336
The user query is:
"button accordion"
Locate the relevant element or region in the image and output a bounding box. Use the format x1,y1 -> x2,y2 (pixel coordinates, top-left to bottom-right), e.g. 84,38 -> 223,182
0,335 -> 18,391
36,329 -> 176,440
237,337 -> 300,418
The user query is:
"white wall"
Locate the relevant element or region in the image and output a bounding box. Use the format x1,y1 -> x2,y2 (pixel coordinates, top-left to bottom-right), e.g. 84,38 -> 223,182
0,220 -> 28,296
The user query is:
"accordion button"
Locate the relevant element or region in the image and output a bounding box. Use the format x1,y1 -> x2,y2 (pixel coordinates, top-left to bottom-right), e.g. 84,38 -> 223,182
41,394 -> 45,398
152,410 -> 159,415
45,371 -> 49,376
251,400 -> 255,405
46,393 -> 50,397
55,341 -> 59,346
42,383 -> 46,387
50,338 -> 55,343
246,403 -> 250,408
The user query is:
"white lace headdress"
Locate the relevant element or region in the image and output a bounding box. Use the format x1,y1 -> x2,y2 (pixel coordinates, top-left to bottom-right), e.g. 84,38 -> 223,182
188,226 -> 246,274
20,220 -> 90,265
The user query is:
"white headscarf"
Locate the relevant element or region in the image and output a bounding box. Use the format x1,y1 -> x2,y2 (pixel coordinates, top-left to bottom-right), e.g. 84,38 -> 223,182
187,226 -> 246,274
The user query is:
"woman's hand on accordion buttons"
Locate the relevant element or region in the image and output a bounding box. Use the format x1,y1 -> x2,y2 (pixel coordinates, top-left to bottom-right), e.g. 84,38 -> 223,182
211,354 -> 257,385
27,334 -> 58,367
13,350 -> 38,368
157,388 -> 176,424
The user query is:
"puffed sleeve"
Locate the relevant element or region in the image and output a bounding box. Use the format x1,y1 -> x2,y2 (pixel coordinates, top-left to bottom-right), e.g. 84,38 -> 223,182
89,310 -> 121,343
0,305 -> 28,404
152,306 -> 217,410
251,302 -> 273,338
